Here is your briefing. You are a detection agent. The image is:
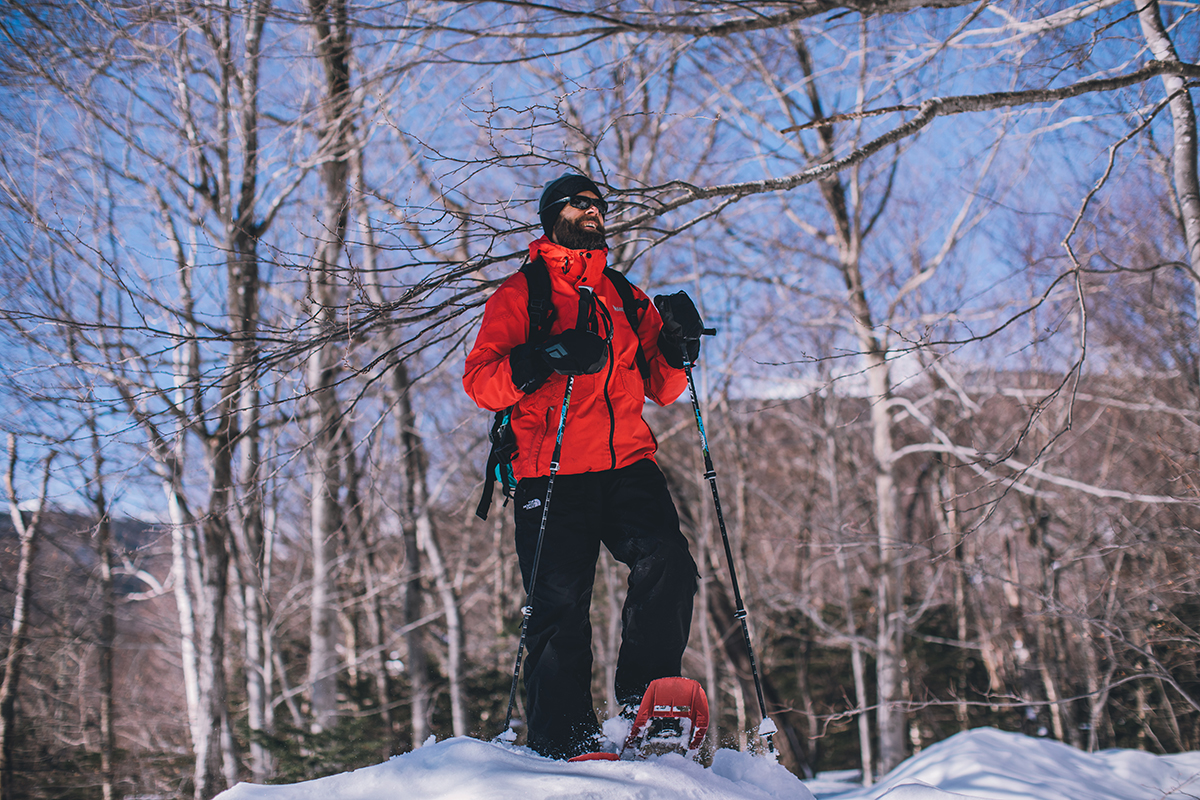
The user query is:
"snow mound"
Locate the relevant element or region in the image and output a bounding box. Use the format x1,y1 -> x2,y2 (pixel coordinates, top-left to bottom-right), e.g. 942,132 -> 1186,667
215,727 -> 1200,800
820,728 -> 1200,800
216,736 -> 812,800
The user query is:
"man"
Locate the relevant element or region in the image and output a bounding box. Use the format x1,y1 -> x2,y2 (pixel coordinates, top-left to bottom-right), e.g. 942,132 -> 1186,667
463,173 -> 705,759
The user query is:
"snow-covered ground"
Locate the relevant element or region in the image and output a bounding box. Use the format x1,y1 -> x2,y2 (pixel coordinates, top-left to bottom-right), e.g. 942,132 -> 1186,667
217,727 -> 1200,800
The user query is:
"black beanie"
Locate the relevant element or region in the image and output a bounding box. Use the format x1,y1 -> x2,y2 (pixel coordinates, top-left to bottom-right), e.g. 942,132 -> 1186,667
538,174 -> 603,237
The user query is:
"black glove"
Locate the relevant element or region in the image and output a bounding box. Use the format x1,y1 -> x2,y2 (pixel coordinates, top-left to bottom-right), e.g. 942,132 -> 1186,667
510,343 -> 554,393
654,292 -> 703,368
537,328 -> 609,376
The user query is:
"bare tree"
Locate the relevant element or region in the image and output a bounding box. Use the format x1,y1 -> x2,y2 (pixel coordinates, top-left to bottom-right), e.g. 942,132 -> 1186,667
304,0 -> 355,735
1135,0 -> 1200,357
0,0 -> 1197,791
0,437 -> 54,800
83,422 -> 120,800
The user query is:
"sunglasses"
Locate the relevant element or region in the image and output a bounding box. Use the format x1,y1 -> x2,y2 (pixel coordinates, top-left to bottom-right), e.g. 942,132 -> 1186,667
552,195 -> 609,216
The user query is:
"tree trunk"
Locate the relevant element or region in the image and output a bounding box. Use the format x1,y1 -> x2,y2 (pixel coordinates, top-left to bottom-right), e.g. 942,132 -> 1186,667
418,513 -> 467,736
167,489 -> 204,781
791,27 -> 909,774
350,159 -> 435,748
196,476 -> 236,795
0,538 -> 34,800
112,363 -> 241,800
90,443 -> 117,800
0,439 -> 51,800
363,549 -> 396,755
396,364 -> 431,748
201,0 -> 271,789
223,0 -> 271,766
230,336 -> 271,780
307,388 -> 342,734
397,362 -> 466,739
824,391 -> 875,785
939,466 -> 971,735
1137,0 -> 1200,388
232,503 -> 272,779
864,348 -> 906,775
1088,551 -> 1125,750
305,0 -> 354,735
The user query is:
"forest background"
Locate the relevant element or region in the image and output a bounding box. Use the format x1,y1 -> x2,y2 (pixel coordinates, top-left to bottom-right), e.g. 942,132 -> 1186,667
0,1 -> 1197,798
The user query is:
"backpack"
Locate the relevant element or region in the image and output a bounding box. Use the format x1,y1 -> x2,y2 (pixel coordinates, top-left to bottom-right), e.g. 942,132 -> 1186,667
475,259 -> 649,520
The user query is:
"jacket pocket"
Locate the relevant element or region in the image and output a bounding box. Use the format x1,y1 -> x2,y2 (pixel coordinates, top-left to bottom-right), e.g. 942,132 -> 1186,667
533,406 -> 553,472
618,362 -> 648,402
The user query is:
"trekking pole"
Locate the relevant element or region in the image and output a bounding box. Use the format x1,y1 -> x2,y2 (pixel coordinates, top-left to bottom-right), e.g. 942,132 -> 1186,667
500,375 -> 574,741
683,338 -> 777,752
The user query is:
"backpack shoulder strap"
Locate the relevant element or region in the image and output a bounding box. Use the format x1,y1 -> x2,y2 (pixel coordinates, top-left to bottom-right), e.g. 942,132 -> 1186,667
603,267 -> 650,381
477,260 -> 552,522
520,258 -> 555,345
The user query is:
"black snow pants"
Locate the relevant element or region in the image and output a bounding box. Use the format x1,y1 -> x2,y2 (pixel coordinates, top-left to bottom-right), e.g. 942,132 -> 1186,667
512,458 -> 698,760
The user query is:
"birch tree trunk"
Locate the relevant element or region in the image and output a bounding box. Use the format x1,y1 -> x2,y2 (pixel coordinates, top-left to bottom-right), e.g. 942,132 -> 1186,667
0,439 -> 52,800
397,365 -> 467,738
305,0 -> 354,734
1136,0 -> 1200,381
859,278 -> 907,776
163,0 -> 272,790
789,28 -> 910,773
825,394 -> 874,786
348,146 -> 436,750
141,347 -> 229,799
397,364 -> 432,747
231,406 -> 272,779
89,437 -> 117,800
69,253 -> 239,796
203,2 -> 272,782
418,513 -> 467,736
349,149 -> 398,752
228,219 -> 270,778
1136,4 -> 1200,534
306,322 -> 342,735
197,452 -> 236,794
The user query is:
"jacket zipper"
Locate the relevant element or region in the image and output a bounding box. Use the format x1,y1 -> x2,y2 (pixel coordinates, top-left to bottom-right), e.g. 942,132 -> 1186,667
601,284 -> 617,470
604,344 -> 616,469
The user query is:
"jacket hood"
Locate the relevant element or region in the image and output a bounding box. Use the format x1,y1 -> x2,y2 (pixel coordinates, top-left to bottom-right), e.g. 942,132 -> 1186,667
529,235 -> 607,288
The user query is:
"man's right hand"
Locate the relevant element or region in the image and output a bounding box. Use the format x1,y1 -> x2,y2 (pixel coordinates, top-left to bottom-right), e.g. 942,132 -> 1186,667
510,329 -> 609,393
510,343 -> 555,393
536,329 -> 608,376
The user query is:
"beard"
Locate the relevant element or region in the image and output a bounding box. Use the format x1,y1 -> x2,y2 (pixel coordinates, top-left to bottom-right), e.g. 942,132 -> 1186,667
553,214 -> 608,251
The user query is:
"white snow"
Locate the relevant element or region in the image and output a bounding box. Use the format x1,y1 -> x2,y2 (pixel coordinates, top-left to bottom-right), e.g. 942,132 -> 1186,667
216,727 -> 1200,800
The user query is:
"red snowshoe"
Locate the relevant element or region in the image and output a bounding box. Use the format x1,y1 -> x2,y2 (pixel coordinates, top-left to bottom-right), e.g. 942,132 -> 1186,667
622,676 -> 709,758
568,677 -> 709,763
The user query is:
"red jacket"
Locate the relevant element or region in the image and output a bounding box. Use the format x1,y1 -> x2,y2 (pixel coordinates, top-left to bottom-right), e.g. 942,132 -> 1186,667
464,236 -> 687,480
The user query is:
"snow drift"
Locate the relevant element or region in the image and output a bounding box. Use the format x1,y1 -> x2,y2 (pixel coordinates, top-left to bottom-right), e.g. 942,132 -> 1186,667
216,727 -> 1200,800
